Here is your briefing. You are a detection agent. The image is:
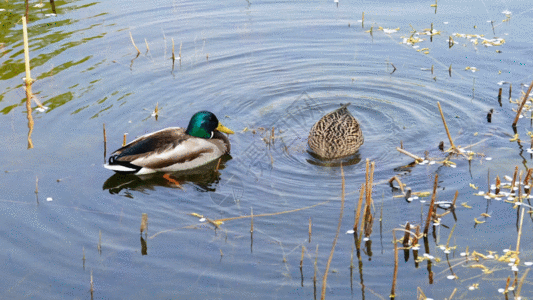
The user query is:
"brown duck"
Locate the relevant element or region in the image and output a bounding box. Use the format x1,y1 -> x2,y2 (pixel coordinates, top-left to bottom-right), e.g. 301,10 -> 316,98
308,103 -> 363,159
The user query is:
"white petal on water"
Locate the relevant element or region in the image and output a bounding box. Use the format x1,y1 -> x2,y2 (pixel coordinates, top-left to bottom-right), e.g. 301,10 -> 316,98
346,229 -> 355,234
199,218 -> 206,222
46,197 -> 53,201
447,275 -> 455,280
34,3 -> 45,8
524,261 -> 533,266
485,157 -> 492,161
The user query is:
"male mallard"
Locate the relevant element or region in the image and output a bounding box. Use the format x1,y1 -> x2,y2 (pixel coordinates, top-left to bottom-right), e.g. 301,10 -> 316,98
104,111 -> 234,175
308,103 -> 363,159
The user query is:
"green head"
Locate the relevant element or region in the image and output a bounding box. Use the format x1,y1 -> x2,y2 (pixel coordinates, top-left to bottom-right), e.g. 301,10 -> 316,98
185,111 -> 234,138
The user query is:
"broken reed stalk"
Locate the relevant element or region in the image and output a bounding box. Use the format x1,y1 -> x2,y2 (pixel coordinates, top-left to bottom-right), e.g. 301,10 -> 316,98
390,231 -> 399,298
140,213 -> 148,235
512,79 -> 533,127
22,16 -> 34,149
396,147 -> 423,162
179,41 -> 182,60
362,12 -> 364,28
321,164 -> 346,300
123,133 -> 127,146
437,102 -> 456,149
144,38 -> 149,52
129,31 -> 140,55
423,174 -> 439,235
353,183 -> 365,232
509,83 -> 512,101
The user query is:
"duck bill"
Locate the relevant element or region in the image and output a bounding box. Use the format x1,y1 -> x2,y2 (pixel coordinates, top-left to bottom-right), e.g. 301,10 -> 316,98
216,123 -> 234,134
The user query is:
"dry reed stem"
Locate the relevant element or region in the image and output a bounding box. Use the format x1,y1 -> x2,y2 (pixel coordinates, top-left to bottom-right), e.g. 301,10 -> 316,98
366,162 -> 375,207
90,269 -> 94,294
512,79 -> 533,126
446,223 -> 456,248
437,102 -> 456,149
215,200 -> 331,223
123,133 -> 127,146
403,222 -> 411,247
511,166 -> 518,193
171,38 -> 175,61
140,213 -> 148,235
390,231 -> 398,298
396,147 -> 423,162
509,83 -> 512,101
250,207 -> 254,233
313,244 -> 318,290
523,168 -> 532,186
412,225 -> 420,246
215,157 -> 222,172
321,164 -> 345,300
388,175 -> 405,195
308,217 -> 312,243
515,268 -> 529,298
424,174 -> 439,235
129,31 -> 140,54
144,38 -> 149,52
300,245 -> 305,269
504,275 -> 511,293
179,41 -> 182,59
103,123 -> 107,160
354,183 -> 365,232
516,204 -> 525,254
448,288 -> 457,300
451,190 -> 459,207
98,230 -> 102,254
22,16 -> 34,149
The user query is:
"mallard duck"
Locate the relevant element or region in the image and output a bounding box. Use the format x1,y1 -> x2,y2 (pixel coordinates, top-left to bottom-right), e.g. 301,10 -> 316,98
104,111 -> 234,175
308,103 -> 363,159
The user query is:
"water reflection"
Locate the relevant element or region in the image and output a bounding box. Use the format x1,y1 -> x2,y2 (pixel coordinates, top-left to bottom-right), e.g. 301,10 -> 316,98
306,150 -> 362,167
102,156 -> 232,194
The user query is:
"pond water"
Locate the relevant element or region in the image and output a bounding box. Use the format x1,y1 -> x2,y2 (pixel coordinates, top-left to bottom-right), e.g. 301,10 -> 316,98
1,0 -> 533,299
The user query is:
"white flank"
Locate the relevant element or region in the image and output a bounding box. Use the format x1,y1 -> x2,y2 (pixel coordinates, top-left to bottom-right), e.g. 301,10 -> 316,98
104,164 -> 136,172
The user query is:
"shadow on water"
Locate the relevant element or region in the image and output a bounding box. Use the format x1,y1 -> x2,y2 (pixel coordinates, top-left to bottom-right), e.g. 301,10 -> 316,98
102,155 -> 232,194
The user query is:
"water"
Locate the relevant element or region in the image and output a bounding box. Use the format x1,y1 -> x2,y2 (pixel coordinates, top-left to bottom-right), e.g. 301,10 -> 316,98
1,0 -> 533,299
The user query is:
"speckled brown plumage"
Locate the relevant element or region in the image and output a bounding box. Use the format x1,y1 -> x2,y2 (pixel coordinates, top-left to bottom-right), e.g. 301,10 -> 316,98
308,103 -> 364,159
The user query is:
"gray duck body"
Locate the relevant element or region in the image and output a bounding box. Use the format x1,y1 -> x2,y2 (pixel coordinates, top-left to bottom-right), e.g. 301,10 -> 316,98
308,103 -> 364,159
